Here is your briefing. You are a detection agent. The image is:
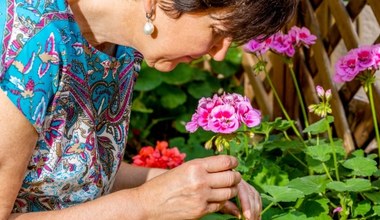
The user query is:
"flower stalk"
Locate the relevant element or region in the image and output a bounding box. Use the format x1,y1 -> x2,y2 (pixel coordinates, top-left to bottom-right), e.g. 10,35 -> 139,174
367,81 -> 380,165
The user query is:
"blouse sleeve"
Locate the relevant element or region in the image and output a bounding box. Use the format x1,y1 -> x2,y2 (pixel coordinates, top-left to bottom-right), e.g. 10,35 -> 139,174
0,31 -> 61,133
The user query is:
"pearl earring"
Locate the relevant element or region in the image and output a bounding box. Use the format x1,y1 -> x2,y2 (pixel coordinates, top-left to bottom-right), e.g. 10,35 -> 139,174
144,12 -> 155,35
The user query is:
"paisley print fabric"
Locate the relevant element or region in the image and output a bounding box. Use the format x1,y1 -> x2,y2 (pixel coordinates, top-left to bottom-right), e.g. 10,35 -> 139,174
0,0 -> 142,212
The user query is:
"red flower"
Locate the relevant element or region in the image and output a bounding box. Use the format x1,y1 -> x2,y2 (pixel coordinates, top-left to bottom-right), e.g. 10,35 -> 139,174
132,141 -> 186,169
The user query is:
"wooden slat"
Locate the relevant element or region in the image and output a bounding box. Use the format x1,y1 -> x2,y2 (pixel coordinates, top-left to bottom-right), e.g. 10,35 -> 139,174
242,54 -> 273,118
367,0 -> 380,25
326,0 -> 366,55
328,0 -> 360,50
302,0 -> 356,152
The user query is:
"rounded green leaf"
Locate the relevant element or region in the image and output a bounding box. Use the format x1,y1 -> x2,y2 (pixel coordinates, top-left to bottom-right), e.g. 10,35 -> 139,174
264,185 -> 304,203
187,75 -> 220,99
305,144 -> 331,162
343,157 -> 378,176
134,66 -> 163,91
353,200 -> 371,217
161,63 -> 195,85
327,179 -> 372,192
288,175 -> 329,195
160,88 -> 187,109
210,47 -> 242,78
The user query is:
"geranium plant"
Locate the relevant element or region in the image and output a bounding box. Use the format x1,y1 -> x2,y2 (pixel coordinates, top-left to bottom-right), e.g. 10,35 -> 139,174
183,40 -> 380,220
334,44 -> 380,162
244,26 -> 317,139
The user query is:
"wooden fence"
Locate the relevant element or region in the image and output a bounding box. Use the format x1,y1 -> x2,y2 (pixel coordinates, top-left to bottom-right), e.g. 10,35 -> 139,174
242,0 -> 380,153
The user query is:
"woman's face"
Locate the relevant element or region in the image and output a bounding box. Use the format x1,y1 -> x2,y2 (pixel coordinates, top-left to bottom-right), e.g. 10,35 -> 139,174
134,6 -> 232,72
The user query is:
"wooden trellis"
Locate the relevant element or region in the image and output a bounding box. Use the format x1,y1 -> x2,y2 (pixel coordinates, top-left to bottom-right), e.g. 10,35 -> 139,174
243,0 -> 380,153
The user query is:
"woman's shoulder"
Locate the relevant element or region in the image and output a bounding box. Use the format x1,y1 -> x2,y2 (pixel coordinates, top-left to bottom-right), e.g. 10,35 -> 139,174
0,0 -> 75,72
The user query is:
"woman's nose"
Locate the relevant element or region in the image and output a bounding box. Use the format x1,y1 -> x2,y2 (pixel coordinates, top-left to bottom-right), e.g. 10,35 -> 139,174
208,38 -> 232,61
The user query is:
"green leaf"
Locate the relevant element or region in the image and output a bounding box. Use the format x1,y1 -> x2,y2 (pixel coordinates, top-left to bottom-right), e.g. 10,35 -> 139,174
134,65 -> 163,91
264,185 -> 304,202
210,48 -> 242,77
131,99 -> 154,113
364,192 -> 380,204
200,213 -> 236,220
264,140 -> 304,152
327,179 -> 372,192
299,198 -> 331,219
353,200 -> 371,217
187,80 -> 215,99
305,144 -> 331,162
373,205 -> 380,216
288,175 -> 328,195
272,211 -> 309,220
161,63 -> 195,85
342,157 -> 378,176
303,116 -> 334,135
160,88 -> 187,109
252,161 -> 290,189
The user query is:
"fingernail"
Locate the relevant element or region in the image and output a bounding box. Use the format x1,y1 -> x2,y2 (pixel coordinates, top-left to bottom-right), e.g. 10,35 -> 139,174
244,210 -> 251,219
233,210 -> 241,218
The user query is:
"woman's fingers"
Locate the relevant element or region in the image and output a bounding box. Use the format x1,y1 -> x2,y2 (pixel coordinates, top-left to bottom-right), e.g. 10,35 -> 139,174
207,187 -> 238,202
207,170 -> 241,188
220,201 -> 241,217
238,181 -> 262,220
201,155 -> 238,173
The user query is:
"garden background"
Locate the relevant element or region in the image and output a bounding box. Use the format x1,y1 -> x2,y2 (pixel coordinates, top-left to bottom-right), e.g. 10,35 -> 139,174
127,0 -> 380,219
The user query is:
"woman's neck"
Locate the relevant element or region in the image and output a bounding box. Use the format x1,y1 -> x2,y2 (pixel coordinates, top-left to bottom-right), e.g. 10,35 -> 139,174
67,0 -> 141,48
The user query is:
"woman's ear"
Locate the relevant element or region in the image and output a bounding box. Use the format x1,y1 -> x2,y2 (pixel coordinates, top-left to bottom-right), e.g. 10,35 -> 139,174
143,0 -> 156,14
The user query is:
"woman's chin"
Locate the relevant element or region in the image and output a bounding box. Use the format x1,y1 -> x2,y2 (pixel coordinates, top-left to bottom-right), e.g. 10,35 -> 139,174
152,61 -> 179,72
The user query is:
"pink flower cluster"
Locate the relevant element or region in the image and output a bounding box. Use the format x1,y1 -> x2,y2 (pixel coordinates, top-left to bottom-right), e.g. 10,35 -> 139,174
132,141 -> 186,169
244,26 -> 317,57
185,93 -> 261,134
334,44 -> 380,83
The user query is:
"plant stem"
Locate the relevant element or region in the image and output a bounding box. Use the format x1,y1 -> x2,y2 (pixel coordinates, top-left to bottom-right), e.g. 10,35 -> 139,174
288,151 -> 308,168
243,125 -> 249,156
294,198 -> 304,209
322,162 -> 333,181
263,67 -> 304,141
326,120 -> 340,181
260,202 -> 274,216
368,84 -> 380,166
287,62 -> 311,139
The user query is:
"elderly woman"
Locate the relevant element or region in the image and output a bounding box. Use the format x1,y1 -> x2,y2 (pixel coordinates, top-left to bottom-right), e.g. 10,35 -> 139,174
0,0 -> 297,219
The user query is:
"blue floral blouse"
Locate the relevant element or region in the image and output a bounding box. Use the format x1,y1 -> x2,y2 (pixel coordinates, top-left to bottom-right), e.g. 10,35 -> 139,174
0,0 -> 142,212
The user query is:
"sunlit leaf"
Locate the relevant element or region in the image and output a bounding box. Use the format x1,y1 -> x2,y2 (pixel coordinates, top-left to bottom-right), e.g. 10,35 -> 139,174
353,200 -> 371,217
327,179 -> 372,192
343,157 -> 378,176
264,185 -> 304,202
288,175 -> 329,195
303,116 -> 334,135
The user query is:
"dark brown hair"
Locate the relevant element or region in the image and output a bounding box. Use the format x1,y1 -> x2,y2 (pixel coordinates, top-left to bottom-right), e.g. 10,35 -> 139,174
159,0 -> 299,45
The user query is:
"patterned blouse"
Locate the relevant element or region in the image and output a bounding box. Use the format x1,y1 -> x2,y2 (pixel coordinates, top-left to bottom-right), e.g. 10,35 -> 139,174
0,0 -> 142,212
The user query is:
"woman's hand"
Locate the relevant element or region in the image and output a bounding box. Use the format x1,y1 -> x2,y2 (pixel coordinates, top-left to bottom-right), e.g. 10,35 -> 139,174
136,155 -> 242,220
220,180 -> 262,220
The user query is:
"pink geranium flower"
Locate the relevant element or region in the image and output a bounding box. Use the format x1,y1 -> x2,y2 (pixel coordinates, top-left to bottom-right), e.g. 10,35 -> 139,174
334,52 -> 360,83
185,93 -> 261,134
244,26 -> 317,58
244,36 -> 273,55
288,26 -> 317,47
334,44 -> 380,83
208,104 -> 240,133
270,32 -> 295,57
